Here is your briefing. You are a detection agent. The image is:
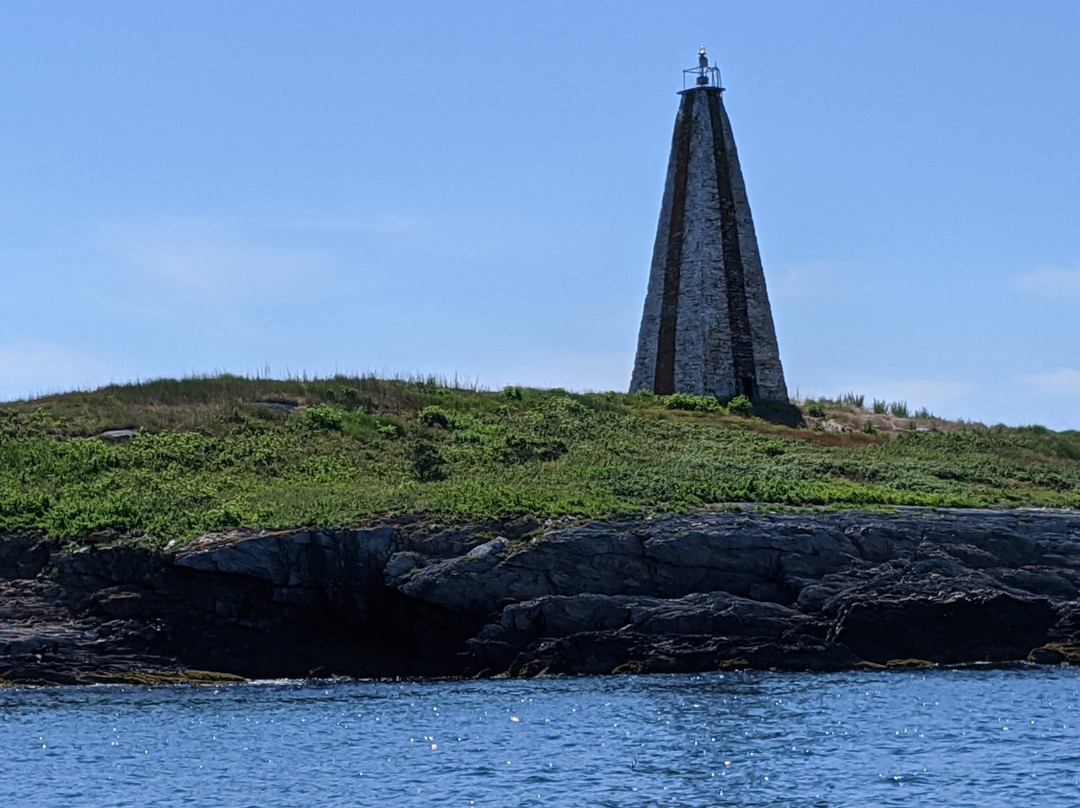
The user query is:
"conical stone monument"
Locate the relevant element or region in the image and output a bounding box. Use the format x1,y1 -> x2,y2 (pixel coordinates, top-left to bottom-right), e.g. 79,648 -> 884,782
630,48 -> 788,402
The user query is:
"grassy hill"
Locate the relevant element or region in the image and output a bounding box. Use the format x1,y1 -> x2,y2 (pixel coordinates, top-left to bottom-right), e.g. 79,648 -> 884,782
2,375 -> 1079,547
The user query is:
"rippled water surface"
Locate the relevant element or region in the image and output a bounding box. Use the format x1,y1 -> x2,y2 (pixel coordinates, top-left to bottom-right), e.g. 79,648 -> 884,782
2,669 -> 1080,807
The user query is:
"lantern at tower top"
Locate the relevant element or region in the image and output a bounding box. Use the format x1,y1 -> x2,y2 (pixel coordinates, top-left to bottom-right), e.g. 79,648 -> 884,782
683,45 -> 723,91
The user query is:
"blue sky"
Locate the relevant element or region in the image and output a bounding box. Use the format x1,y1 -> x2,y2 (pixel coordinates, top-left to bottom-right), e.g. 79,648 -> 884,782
2,1 -> 1079,428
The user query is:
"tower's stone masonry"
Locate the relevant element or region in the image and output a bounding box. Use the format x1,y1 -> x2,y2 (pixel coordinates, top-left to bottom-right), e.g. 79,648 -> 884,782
631,62 -> 788,402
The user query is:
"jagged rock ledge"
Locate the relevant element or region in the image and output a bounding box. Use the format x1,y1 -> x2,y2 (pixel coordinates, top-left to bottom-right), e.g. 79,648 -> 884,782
4,508 -> 1080,683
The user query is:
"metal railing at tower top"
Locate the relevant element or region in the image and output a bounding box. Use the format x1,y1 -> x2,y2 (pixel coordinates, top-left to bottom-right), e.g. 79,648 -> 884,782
683,45 -> 724,91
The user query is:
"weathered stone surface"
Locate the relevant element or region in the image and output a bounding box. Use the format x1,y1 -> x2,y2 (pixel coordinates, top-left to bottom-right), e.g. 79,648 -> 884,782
5,508 -> 1080,682
466,537 -> 509,559
383,551 -> 424,584
95,428 -> 139,443
467,590 -> 817,674
630,76 -> 787,401
0,536 -> 52,580
175,528 -> 396,589
831,591 -> 1056,663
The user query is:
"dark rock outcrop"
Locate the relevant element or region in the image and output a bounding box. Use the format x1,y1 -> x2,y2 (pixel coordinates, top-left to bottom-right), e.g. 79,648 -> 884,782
4,508 -> 1080,683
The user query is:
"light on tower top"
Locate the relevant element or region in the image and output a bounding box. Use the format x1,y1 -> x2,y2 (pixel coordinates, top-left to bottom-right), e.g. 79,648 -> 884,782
684,46 -> 723,91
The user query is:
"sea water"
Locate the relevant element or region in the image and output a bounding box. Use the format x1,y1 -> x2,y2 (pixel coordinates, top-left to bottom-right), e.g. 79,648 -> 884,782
1,669 -> 1078,807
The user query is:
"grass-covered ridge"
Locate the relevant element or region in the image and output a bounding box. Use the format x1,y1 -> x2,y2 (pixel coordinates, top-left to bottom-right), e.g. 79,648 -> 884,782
2,375 -> 1079,546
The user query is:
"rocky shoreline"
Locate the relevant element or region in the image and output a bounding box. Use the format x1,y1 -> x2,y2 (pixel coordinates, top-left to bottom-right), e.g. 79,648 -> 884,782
3,508 -> 1080,684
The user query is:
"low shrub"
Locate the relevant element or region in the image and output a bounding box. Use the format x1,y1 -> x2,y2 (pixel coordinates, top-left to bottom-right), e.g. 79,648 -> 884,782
304,404 -> 344,431
418,406 -> 458,430
727,395 -> 753,417
489,433 -> 568,465
663,394 -> 722,413
410,438 -> 446,482
340,411 -> 405,440
377,422 -> 405,438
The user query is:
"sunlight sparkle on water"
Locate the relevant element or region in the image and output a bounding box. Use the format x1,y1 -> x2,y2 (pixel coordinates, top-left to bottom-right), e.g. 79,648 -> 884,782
1,670 -> 1080,806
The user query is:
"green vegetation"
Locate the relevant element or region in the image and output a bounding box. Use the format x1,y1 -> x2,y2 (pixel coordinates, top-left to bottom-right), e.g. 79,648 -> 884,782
661,393 -> 753,417
888,401 -> 909,418
840,392 -> 865,408
1,374 -> 1079,547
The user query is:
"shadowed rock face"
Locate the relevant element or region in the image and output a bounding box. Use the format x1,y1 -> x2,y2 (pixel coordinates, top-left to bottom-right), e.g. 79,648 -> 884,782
3,509 -> 1080,682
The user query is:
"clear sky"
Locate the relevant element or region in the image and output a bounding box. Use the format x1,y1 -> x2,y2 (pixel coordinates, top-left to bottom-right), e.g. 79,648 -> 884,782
2,1 -> 1079,428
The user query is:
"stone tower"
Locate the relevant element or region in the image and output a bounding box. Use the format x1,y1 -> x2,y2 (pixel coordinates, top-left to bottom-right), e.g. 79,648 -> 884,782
630,48 -> 788,402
